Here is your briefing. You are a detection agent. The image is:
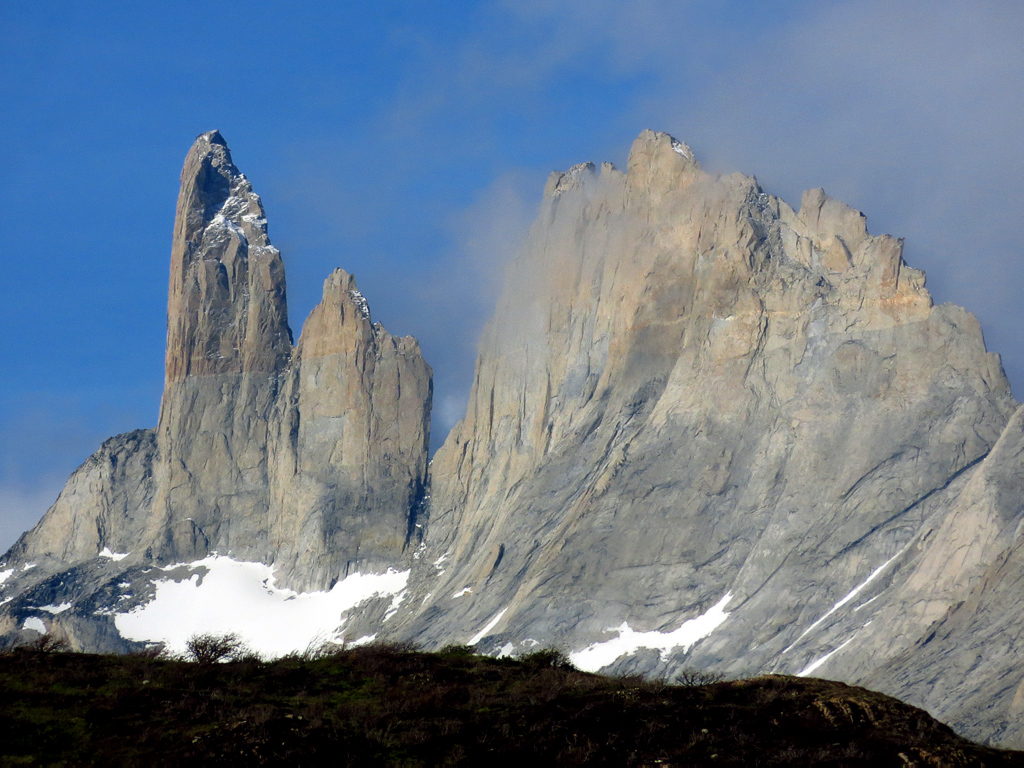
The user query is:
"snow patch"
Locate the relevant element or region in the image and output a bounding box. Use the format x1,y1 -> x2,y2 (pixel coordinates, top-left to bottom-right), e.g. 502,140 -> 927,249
383,589 -> 407,622
348,290 -> 371,319
99,547 -> 130,562
798,637 -> 856,677
852,593 -> 882,612
469,608 -> 508,645
22,563 -> 36,571
671,138 -> 695,162
570,593 -> 734,673
114,555 -> 409,657
783,547 -> 906,654
23,617 -> 46,634
347,634 -> 377,648
496,642 -> 515,658
432,553 -> 449,575
452,587 -> 473,599
0,568 -> 13,586
206,214 -> 248,243
37,603 -> 72,614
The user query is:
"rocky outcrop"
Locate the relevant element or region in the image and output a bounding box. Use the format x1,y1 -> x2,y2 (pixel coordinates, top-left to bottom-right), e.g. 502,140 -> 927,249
147,130 -> 293,567
3,430 -> 158,570
4,128 -> 1024,748
386,130 -> 1022,745
0,132 -> 431,645
267,269 -> 432,589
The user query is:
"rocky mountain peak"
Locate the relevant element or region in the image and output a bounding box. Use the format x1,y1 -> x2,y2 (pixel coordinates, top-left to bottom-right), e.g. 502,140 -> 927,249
5,128 -> 1024,750
626,129 -> 703,196
296,269 -> 375,360
163,132 -> 291,387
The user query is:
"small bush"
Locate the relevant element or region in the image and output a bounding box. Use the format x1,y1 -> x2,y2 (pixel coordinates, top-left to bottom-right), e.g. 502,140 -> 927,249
127,644 -> 167,659
14,634 -> 71,654
673,668 -> 725,687
438,644 -> 476,657
293,637 -> 344,660
184,632 -> 246,664
518,647 -> 575,670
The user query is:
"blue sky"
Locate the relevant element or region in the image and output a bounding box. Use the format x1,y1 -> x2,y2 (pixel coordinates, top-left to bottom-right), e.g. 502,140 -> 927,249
2,1 -> 1022,549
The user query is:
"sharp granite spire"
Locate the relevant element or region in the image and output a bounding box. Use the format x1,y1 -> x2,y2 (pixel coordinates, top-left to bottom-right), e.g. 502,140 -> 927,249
0,132 -> 432,646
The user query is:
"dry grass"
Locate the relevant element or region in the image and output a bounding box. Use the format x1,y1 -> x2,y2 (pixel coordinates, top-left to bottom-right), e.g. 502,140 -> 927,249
0,642 -> 1019,766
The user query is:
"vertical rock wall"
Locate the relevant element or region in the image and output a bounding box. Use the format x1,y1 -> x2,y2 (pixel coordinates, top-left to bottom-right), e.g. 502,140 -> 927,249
1,132 -> 432,602
398,132 -> 1019,747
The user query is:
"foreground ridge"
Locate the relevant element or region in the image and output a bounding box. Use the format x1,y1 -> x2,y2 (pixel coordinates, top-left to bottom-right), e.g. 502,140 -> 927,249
0,645 -> 1019,765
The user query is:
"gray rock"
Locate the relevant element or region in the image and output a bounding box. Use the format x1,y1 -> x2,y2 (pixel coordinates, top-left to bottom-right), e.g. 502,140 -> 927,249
387,130 -> 1024,747
4,128 -> 1024,750
0,131 -> 431,644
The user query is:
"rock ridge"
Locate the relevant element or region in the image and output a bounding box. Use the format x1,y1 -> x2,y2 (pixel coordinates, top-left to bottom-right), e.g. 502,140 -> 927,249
4,129 -> 1024,751
0,131 -> 432,647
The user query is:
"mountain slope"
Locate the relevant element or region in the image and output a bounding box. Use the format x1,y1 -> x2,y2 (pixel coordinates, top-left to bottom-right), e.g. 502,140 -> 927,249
3,129 -> 1024,748
389,130 -> 1022,746
0,132 -> 431,650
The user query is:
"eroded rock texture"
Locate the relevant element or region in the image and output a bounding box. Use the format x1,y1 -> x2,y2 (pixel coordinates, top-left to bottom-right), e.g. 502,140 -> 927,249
389,131 -> 1023,746
0,131 -> 431,645
4,129 -> 1024,749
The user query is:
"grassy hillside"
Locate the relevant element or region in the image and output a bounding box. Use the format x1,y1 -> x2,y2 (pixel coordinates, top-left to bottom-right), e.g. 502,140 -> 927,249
0,640 -> 1019,766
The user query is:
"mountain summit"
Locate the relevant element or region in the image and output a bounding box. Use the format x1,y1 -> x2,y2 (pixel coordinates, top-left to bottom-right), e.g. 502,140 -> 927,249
3,130 -> 1024,747
0,131 -> 431,642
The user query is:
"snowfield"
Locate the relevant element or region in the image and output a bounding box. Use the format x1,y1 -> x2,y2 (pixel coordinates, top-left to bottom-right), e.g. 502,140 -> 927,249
570,593 -> 734,672
114,555 -> 409,657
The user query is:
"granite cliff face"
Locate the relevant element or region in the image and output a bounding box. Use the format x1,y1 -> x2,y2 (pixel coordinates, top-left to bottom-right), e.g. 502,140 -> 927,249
2,129 -> 1024,747
267,268 -> 432,589
0,132 -> 431,646
387,131 -> 1023,746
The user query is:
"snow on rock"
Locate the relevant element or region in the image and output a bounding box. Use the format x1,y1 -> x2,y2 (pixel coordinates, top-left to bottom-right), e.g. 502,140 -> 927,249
452,587 -> 473,598
569,593 -> 734,672
206,214 -> 248,244
0,568 -> 13,587
469,608 -> 508,645
348,290 -> 371,319
383,589 -> 407,622
797,621 -> 873,678
37,603 -> 72,614
783,547 -> 906,654
798,637 -> 856,677
114,555 -> 409,657
99,547 -> 130,562
22,617 -> 46,634
670,138 -> 695,162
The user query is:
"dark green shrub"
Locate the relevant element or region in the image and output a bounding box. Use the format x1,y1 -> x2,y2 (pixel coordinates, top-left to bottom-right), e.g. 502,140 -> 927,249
518,647 -> 575,670
438,644 -> 476,657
